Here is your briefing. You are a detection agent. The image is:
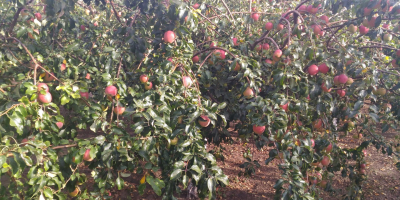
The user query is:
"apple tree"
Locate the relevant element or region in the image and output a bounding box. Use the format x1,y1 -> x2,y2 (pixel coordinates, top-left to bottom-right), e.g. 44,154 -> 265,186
0,0 -> 400,199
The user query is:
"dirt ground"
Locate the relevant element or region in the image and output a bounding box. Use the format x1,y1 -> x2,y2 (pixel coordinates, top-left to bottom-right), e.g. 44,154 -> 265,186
74,123 -> 400,200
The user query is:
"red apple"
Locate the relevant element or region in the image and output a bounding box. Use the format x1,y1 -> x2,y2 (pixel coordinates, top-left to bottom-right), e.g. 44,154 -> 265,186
396,49 -> 400,57
163,31 -> 175,43
363,149 -> 367,156
307,64 -> 319,75
44,73 -> 55,82
274,49 -> 282,58
38,92 -> 52,103
313,119 -> 323,129
265,22 -> 273,30
336,89 -> 346,97
277,23 -> 284,30
37,83 -> 49,92
234,62 -> 240,71
140,74 -> 148,83
359,25 -> 369,35
368,17 -> 377,27
255,44 -> 262,51
251,13 -> 259,21
210,42 -> 216,48
298,5 -> 307,14
310,139 -> 315,147
321,156 -> 330,166
320,15 -> 329,24
80,92 -> 89,99
193,3 -> 200,9
85,73 -> 91,80
360,163 -> 366,169
167,57 -> 173,62
35,13 -> 42,21
21,138 -> 29,146
383,33 -> 392,41
333,75 -> 340,85
359,169 -> 366,174
382,23 -> 389,29
243,87 -> 254,98
253,125 -> 265,134
83,149 -> 93,161
262,43 -> 270,51
321,83 -> 331,92
318,63 -> 329,74
182,76 -> 193,88
105,85 -> 117,96
364,7 -> 372,16
60,63 -> 66,71
80,25 -> 86,31
198,115 -> 211,127
94,21 -> 98,27
232,38 -> 238,46
114,106 -> 125,115
214,50 -> 225,59
325,143 -> 333,153
56,122 -> 63,129
338,74 -> 348,84
144,82 -> 153,90
279,102 -> 289,112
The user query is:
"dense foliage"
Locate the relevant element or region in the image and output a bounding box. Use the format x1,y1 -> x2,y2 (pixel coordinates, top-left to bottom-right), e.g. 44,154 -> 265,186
1,0 -> 400,199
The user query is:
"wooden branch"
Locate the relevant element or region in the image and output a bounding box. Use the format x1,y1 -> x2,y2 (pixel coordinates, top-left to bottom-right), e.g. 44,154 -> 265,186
116,57 -> 123,78
193,47 -> 237,58
358,45 -> 397,51
110,0 -> 122,23
221,0 -> 234,21
8,8 -> 23,34
51,144 -> 78,149
295,0 -> 310,10
197,51 -> 214,73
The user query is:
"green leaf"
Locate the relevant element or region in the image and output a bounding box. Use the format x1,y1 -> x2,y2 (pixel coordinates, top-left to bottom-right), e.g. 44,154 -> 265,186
170,169 -> 182,181
43,188 -> 53,199
216,174 -> 229,185
369,113 -> 379,122
217,102 -> 227,110
146,176 -> 165,196
274,179 -> 284,189
116,176 -> 124,190
9,112 -> 24,135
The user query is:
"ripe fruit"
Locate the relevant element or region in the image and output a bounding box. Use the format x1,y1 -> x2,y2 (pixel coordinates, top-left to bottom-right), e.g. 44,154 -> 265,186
253,125 -> 265,134
163,31 -> 175,43
307,65 -> 319,75
377,88 -> 386,95
359,25 -> 369,35
191,55 -> 199,63
348,24 -> 357,33
265,22 -> 273,30
359,169 -> 366,175
37,83 -> 49,92
346,78 -> 354,85
333,75 -> 340,85
192,3 -> 200,9
383,33 -> 393,42
214,50 -> 225,59
243,87 -> 254,98
114,106 -> 125,115
80,25 -> 86,31
397,49 -> 400,57
140,74 -> 148,83
368,17 -> 377,27
338,74 -> 348,84
38,92 -> 52,103
251,13 -> 259,21
83,149 -> 93,161
256,45 -> 262,51
167,57 -> 173,62
234,63 -> 240,71
198,115 -> 211,127
383,103 -> 392,110
310,139 -> 315,147
60,63 -> 66,71
170,137 -> 178,145
85,73 -> 91,80
298,5 -> 307,14
325,143 -> 333,153
182,76 -> 193,88
69,187 -> 80,197
232,38 -> 238,46
35,13 -> 42,21
262,43 -> 270,50
265,59 -> 272,64
313,25 -> 323,36
363,149 -> 367,157
144,82 -> 153,90
44,73 -> 55,82
307,5 -> 319,14
273,49 -> 282,58
80,92 -> 89,99
360,163 -> 366,169
21,138 -> 29,146
277,23 -> 284,30
320,15 -> 329,24
321,83 -> 331,92
336,89 -> 346,97
392,60 -> 398,67
94,21 -> 98,27
319,180 -> 327,188
210,42 -> 216,48
382,23 -> 389,29
105,85 -> 117,96
313,119 -> 323,129
56,122 -> 63,129
279,102 -> 289,112
318,63 -> 329,74
321,156 -> 330,166
85,9 -> 90,15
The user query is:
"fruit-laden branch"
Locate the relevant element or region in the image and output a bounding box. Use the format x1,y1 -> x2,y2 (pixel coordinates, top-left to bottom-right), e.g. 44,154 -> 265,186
358,45 -> 398,51
251,33 -> 280,51
110,0 -> 122,23
198,51 -> 214,72
195,9 -> 229,36
202,11 -> 273,21
192,47 -> 237,58
7,0 -> 34,34
279,17 -> 291,49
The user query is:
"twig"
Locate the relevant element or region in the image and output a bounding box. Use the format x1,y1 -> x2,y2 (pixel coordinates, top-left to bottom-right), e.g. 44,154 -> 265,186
193,47 -> 237,58
116,57 -> 123,78
221,0 -> 234,21
110,0 -> 122,23
51,144 -> 78,150
198,51 -> 214,73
